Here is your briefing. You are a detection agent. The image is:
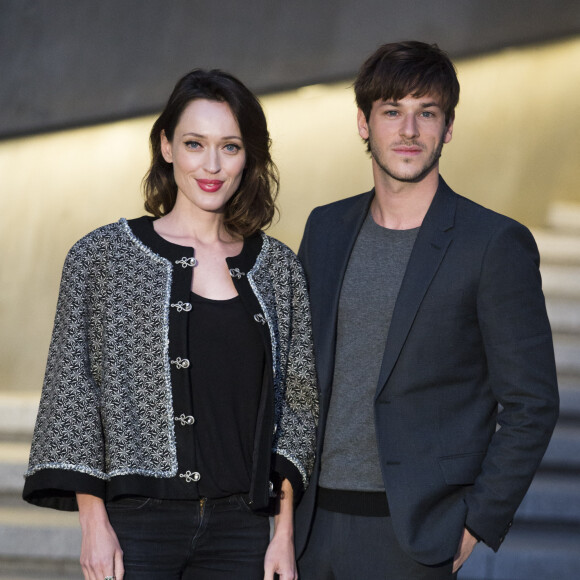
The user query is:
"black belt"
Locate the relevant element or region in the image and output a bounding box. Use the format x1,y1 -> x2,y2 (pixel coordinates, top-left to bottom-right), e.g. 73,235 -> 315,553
317,486 -> 390,517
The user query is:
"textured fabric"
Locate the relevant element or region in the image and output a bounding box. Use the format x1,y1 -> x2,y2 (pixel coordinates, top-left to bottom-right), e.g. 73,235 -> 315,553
24,218 -> 318,510
319,213 -> 418,492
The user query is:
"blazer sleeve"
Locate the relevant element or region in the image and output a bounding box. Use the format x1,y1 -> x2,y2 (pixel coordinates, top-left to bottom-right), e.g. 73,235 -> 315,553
464,221 -> 559,549
23,240 -> 107,511
271,248 -> 319,498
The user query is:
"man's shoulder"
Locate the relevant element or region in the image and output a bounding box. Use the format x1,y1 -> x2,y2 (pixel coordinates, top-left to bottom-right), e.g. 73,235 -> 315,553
308,190 -> 373,222
454,191 -> 527,233
437,177 -> 526,234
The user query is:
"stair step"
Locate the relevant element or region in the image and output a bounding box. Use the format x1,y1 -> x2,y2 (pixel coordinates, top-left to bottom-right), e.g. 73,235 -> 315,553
460,523 -> 580,580
546,297 -> 580,334
558,383 -> 580,420
553,334 -> 580,376
0,560 -> 81,580
0,505 -> 81,572
540,264 -> 580,299
0,563 -> 80,580
541,422 -> 580,470
0,394 -> 38,441
515,472 -> 580,523
534,228 -> 580,265
0,442 -> 29,505
545,202 -> 580,235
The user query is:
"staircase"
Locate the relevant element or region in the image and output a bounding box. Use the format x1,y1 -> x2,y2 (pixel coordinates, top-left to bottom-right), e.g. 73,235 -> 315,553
461,205 -> 580,580
0,395 -> 82,578
1,209 -> 579,579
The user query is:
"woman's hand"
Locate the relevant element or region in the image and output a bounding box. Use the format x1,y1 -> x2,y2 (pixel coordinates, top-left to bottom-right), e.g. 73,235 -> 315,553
77,493 -> 124,580
263,479 -> 298,580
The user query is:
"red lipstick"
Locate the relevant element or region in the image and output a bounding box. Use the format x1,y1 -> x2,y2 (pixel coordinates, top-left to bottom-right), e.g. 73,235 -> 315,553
196,179 -> 224,192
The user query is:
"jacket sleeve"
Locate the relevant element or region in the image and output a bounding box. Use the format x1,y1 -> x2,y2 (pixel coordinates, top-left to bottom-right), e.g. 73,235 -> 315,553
271,247 -> 319,499
23,239 -> 107,511
464,221 -> 559,549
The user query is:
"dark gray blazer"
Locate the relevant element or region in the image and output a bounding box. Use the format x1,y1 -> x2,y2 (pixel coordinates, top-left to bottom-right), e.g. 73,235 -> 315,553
295,177 -> 559,565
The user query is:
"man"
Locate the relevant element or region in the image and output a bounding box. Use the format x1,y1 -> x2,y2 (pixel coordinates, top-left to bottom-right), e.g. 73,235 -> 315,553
295,41 -> 559,579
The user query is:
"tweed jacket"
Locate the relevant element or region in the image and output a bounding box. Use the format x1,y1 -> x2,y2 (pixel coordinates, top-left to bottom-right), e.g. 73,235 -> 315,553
24,217 -> 318,511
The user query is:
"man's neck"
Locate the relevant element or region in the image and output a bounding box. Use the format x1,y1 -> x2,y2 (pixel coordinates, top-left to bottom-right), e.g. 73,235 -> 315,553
371,168 -> 439,230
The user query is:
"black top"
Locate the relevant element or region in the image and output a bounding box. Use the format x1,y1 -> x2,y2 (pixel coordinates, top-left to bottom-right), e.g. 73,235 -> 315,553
188,292 -> 265,498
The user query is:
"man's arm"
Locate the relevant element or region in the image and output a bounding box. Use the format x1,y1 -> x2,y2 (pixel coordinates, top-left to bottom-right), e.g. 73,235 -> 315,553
464,221 -> 559,549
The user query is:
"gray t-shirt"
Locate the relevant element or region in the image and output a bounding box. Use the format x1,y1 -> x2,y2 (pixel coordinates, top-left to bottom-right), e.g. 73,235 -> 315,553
319,211 -> 418,491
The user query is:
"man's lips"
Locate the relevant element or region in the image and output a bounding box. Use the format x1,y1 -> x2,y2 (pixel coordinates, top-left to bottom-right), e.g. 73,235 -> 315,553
392,145 -> 423,155
196,179 -> 224,192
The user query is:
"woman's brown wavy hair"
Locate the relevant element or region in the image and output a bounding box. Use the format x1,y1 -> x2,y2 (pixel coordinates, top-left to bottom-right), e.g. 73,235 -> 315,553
143,69 -> 279,237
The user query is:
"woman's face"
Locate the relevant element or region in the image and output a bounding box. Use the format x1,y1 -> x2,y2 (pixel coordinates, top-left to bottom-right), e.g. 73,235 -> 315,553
161,99 -> 246,216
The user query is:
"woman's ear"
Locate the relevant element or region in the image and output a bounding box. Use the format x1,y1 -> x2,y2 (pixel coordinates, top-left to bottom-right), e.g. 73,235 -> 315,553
160,130 -> 173,163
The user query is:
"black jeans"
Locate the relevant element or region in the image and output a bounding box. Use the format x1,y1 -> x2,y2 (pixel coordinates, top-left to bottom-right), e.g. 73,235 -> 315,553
298,506 -> 456,580
106,495 -> 270,579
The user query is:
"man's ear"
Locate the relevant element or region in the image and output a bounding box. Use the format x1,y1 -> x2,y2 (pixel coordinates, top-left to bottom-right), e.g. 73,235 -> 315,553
443,116 -> 454,144
357,108 -> 370,140
160,130 -> 173,163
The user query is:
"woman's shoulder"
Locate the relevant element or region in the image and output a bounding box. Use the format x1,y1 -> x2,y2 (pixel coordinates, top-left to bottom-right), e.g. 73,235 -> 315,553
260,232 -> 299,262
65,219 -> 134,260
258,233 -> 307,283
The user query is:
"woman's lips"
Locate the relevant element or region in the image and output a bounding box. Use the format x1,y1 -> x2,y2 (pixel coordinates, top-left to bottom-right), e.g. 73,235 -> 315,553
196,179 -> 224,192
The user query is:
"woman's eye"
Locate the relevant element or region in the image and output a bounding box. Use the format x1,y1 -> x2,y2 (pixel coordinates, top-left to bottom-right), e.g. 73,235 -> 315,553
224,143 -> 241,153
185,140 -> 201,149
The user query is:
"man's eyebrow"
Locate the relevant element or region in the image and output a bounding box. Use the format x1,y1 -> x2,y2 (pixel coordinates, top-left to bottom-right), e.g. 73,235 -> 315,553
378,100 -> 441,108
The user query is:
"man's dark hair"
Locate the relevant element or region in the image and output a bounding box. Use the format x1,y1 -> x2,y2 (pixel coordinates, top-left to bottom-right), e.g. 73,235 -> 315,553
354,41 -> 460,126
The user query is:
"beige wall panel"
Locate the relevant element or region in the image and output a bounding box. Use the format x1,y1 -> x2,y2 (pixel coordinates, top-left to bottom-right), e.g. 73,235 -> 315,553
2,37 -> 579,393
440,37 -> 580,226
0,119 -> 151,391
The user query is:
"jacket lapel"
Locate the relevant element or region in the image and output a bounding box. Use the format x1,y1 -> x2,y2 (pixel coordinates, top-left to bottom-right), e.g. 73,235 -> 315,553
375,178 -> 457,399
316,191 -> 374,396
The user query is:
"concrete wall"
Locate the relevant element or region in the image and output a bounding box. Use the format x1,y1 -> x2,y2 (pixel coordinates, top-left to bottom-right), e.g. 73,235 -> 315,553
1,0 -> 580,138
2,37 -> 580,394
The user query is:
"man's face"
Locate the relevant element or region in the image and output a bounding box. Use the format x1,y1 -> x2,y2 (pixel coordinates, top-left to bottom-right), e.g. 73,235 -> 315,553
358,94 -> 453,184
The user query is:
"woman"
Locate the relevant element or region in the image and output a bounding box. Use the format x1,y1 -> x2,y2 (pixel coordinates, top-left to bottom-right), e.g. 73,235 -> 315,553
23,69 -> 318,580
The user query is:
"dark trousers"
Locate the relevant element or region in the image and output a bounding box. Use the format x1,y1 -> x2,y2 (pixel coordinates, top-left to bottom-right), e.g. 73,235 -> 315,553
298,506 -> 456,580
106,495 -> 270,579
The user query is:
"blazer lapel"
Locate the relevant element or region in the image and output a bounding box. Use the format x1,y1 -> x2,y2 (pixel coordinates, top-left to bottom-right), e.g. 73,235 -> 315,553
315,191 -> 374,397
375,178 -> 457,399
